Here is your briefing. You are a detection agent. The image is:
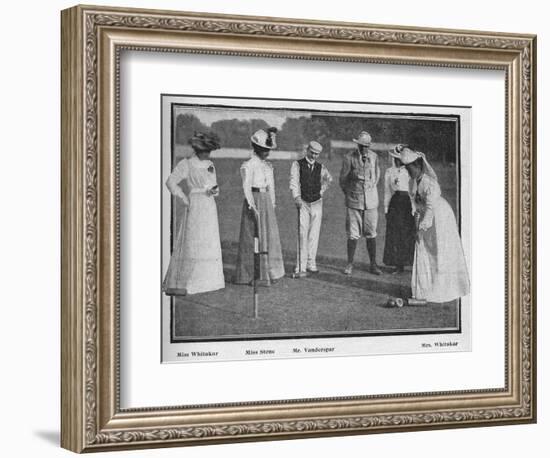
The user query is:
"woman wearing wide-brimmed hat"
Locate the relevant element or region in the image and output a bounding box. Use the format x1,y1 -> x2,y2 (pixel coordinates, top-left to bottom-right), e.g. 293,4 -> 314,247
398,146 -> 469,303
234,127 -> 285,285
163,132 -> 225,295
382,144 -> 416,273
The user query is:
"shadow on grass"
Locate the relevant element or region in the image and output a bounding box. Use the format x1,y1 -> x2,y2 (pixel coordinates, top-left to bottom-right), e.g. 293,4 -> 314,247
221,240 -> 412,299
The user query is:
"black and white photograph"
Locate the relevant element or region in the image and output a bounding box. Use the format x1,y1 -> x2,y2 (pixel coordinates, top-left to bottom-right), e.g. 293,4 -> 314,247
161,95 -> 472,362
3,0 -> 540,454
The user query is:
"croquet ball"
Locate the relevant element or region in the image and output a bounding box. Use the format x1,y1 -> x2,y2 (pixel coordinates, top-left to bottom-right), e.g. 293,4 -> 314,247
387,298 -> 396,307
395,298 -> 404,308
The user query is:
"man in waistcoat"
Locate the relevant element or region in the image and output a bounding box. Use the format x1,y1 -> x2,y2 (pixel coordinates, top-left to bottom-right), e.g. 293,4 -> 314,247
339,131 -> 383,276
289,141 -> 333,276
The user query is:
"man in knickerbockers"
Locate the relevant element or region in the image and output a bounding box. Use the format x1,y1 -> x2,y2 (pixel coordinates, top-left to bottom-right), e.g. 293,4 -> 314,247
339,130 -> 383,276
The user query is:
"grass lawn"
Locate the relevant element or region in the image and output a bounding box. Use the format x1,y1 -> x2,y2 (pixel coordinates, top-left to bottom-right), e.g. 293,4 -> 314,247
170,153 -> 461,340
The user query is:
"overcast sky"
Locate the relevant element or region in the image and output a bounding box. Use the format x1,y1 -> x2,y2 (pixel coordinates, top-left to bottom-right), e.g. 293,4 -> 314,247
176,106 -> 309,129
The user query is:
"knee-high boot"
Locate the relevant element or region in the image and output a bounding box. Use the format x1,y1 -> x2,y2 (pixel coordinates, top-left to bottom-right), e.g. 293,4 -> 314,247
366,237 -> 382,275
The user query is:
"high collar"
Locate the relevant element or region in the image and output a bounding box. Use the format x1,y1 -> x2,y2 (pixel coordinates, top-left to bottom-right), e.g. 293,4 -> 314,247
251,154 -> 265,163
190,154 -> 212,168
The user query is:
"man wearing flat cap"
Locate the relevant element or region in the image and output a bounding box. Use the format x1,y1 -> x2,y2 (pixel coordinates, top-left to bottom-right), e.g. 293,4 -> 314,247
339,131 -> 383,275
290,140 -> 333,275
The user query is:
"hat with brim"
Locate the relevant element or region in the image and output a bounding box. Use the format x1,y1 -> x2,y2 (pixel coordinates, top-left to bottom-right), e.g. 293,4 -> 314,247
389,144 -> 407,159
398,148 -> 438,181
352,131 -> 372,146
189,131 -> 221,152
399,147 -> 422,165
251,127 -> 278,150
307,140 -> 323,154
389,148 -> 401,159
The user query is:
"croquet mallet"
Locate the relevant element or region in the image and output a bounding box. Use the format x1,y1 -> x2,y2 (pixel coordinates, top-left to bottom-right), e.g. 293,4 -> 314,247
407,214 -> 427,306
252,210 -> 268,318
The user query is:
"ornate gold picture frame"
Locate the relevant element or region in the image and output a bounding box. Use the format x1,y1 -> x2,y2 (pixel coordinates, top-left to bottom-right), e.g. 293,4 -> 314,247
61,4 -> 536,453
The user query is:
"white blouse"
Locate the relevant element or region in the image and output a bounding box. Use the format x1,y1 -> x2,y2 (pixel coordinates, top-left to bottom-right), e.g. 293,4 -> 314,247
240,155 -> 276,208
166,156 -> 218,200
384,165 -> 413,213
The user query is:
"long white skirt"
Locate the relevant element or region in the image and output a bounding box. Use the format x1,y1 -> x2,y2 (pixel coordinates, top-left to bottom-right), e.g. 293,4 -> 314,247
163,191 -> 225,295
412,197 -> 470,303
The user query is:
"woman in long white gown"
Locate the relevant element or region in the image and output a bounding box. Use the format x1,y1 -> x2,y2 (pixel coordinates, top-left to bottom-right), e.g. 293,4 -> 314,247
399,147 -> 469,303
163,132 -> 225,296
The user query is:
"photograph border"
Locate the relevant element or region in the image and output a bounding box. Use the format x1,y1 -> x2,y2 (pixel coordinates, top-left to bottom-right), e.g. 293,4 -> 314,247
61,4 -> 536,453
162,94 -> 465,345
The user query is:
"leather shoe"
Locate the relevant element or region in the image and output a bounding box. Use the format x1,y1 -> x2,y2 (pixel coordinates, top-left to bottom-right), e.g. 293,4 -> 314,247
370,264 -> 383,275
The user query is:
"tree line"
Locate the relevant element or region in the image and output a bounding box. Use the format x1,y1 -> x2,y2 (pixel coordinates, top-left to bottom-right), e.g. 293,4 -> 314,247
174,112 -> 458,162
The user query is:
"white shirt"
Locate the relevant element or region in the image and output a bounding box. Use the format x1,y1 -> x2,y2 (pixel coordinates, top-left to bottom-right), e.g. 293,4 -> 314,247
240,155 -> 276,208
384,165 -> 414,213
289,158 -> 333,201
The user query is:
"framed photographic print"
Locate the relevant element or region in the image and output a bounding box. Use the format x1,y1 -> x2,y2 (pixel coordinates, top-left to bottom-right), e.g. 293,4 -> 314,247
61,4 -> 536,453
160,95 -> 472,362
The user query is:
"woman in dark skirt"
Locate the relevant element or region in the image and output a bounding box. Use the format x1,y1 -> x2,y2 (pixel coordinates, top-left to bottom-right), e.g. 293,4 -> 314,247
234,127 -> 285,286
383,145 -> 416,273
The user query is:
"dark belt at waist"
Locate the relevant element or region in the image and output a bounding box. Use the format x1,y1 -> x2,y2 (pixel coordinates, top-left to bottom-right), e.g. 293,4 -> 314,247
252,187 -> 267,193
393,191 -> 409,196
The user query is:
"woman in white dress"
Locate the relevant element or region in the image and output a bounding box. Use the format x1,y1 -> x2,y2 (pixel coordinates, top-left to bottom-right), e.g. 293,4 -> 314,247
163,132 -> 225,295
398,147 -> 469,303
